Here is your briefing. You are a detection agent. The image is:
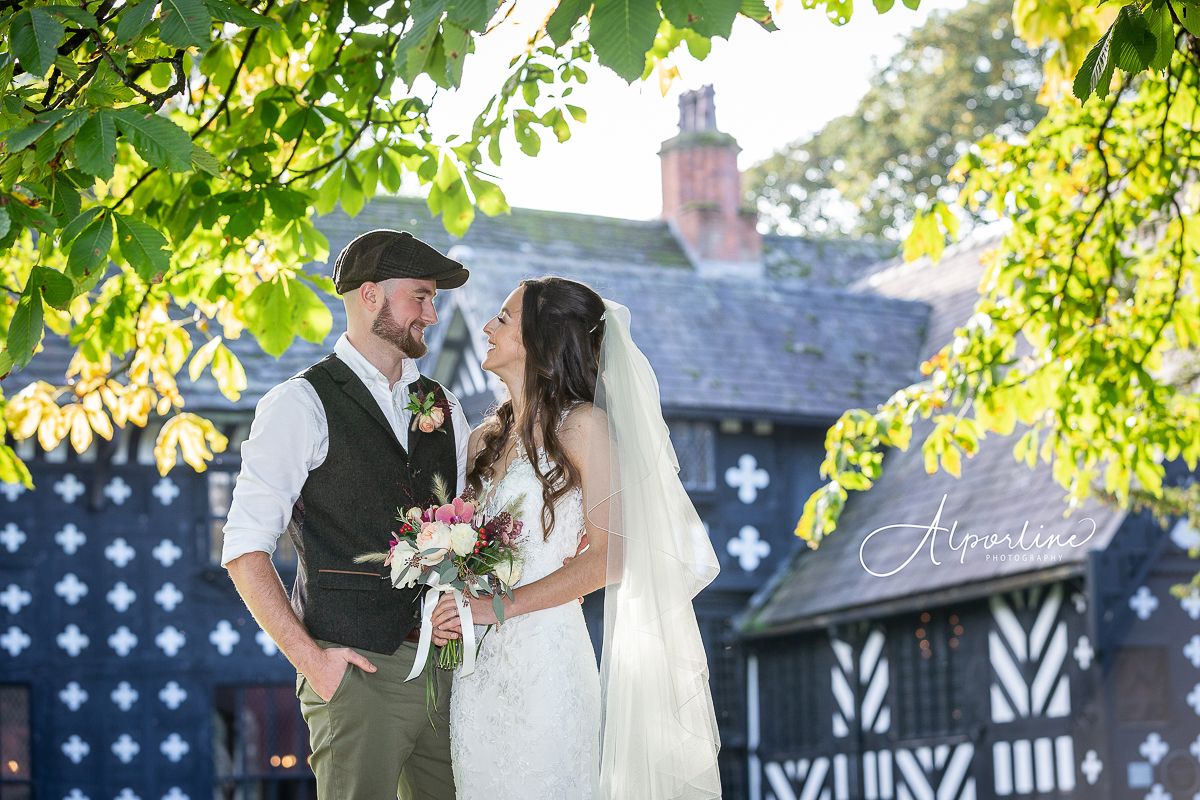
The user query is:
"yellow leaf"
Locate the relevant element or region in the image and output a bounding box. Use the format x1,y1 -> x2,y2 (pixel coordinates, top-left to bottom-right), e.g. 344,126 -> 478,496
212,343 -> 247,402
941,445 -> 962,478
64,405 -> 93,454
188,336 -> 223,382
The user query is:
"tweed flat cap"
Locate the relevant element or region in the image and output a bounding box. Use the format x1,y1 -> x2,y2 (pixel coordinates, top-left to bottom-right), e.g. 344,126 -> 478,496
333,229 -> 468,294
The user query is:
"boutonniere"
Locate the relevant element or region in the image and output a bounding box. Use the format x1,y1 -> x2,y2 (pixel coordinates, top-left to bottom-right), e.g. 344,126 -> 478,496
406,388 -> 451,434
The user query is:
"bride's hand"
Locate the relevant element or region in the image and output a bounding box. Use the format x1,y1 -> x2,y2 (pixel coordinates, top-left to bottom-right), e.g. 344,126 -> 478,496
431,594 -> 462,640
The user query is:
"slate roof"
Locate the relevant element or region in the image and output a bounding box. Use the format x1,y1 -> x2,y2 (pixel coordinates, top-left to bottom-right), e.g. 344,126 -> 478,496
10,196 -> 930,422
740,223 -> 1131,636
849,223 -> 1006,357
765,234 -> 896,287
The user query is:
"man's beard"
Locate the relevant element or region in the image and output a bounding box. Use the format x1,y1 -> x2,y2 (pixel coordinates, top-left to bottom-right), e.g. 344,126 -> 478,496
372,297 -> 427,358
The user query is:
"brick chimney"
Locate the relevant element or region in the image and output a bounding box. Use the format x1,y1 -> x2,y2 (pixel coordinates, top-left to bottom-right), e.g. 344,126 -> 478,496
660,86 -> 762,276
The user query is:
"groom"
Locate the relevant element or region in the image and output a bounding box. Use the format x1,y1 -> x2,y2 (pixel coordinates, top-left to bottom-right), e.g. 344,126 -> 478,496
222,229 -> 471,799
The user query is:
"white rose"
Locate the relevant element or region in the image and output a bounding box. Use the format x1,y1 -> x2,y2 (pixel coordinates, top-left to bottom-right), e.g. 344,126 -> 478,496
417,521 -> 451,558
448,523 -> 478,557
492,555 -> 523,589
389,541 -> 424,589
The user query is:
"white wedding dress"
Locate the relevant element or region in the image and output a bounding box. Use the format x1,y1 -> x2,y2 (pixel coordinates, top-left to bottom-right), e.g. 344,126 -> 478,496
449,435 -> 602,799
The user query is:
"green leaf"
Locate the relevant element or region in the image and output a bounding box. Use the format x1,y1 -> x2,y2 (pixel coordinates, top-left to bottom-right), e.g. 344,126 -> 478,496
44,5 -> 99,28
113,107 -> 194,172
114,213 -> 171,281
67,213 -> 113,281
116,0 -> 157,44
3,109 -> 67,152
191,145 -> 221,176
466,172 -> 509,216
31,266 -> 74,310
10,9 -> 65,77
0,445 -> 33,489
445,0 -> 495,30
204,0 -> 280,29
242,278 -> 302,356
226,193 -> 265,239
547,0 -> 592,47
739,0 -> 777,30
872,0 -> 895,10
395,0 -> 445,82
6,291 -> 44,369
0,207 -> 9,241
1109,5 -> 1156,72
290,281 -> 333,343
589,0 -> 661,82
1180,1 -> 1200,37
264,187 -> 310,220
442,22 -> 471,86
60,207 -> 102,245
1146,1 -> 1175,70
160,0 -> 212,47
1073,23 -> 1116,101
901,0 -> 919,8
340,165 -> 365,217
51,108 -> 89,147
74,110 -> 117,180
661,0 -> 740,38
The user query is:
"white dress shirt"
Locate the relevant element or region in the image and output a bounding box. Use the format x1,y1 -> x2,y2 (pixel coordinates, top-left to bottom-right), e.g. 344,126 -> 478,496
220,333 -> 471,567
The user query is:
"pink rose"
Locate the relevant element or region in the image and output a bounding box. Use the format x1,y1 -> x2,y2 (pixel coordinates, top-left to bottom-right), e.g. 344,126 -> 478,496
418,415 -> 437,433
429,407 -> 445,427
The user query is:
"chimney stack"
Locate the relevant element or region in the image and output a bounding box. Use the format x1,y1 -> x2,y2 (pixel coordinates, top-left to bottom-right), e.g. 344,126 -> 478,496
659,86 -> 762,276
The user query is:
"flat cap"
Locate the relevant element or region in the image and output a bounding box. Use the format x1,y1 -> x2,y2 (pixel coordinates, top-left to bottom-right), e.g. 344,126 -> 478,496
333,230 -> 468,294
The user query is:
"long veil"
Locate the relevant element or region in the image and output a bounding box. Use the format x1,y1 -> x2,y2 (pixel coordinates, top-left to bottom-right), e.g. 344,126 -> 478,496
585,299 -> 722,799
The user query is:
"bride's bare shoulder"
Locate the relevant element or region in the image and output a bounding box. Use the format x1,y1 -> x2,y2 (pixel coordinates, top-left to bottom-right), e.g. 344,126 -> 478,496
558,402 -> 608,449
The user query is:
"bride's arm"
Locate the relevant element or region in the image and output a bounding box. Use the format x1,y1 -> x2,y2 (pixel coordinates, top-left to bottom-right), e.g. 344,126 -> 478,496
433,406 -> 612,630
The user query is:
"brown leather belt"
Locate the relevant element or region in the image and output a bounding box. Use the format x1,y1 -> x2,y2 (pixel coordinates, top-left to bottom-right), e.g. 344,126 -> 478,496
404,627 -> 422,643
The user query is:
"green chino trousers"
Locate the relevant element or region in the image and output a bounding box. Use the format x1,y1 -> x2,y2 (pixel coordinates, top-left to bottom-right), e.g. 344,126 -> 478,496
297,639 -> 455,799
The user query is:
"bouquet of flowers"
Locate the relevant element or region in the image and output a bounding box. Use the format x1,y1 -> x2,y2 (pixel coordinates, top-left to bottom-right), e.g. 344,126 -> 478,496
357,477 -> 524,679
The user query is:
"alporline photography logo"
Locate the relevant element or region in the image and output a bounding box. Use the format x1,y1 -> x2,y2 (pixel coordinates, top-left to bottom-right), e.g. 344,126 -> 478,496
858,493 -> 1098,578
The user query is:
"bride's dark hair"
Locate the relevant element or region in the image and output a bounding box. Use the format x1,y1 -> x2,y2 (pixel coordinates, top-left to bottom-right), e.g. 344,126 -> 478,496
467,276 -> 606,540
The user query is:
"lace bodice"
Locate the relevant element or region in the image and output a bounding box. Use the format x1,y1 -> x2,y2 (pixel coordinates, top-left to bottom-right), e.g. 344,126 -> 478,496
480,436 -> 586,587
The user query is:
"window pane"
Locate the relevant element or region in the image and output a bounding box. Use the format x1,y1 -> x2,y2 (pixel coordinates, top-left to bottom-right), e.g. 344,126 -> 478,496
214,685 -> 315,799
0,685 -> 30,782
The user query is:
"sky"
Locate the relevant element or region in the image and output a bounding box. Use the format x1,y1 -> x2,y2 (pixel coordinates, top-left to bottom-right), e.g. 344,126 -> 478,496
414,0 -> 966,221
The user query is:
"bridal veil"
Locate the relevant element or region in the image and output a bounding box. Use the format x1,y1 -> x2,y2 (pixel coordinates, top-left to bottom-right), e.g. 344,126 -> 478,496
584,299 -> 723,800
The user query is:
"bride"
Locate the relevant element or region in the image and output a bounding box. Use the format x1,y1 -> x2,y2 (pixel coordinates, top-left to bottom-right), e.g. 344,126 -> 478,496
431,276 -> 722,800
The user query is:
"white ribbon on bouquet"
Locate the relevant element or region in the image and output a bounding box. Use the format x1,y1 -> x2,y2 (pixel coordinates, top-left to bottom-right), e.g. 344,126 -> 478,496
404,580 -> 477,682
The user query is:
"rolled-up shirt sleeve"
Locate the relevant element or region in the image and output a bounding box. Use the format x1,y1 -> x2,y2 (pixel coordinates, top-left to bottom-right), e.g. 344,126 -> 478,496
220,380 -> 325,567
